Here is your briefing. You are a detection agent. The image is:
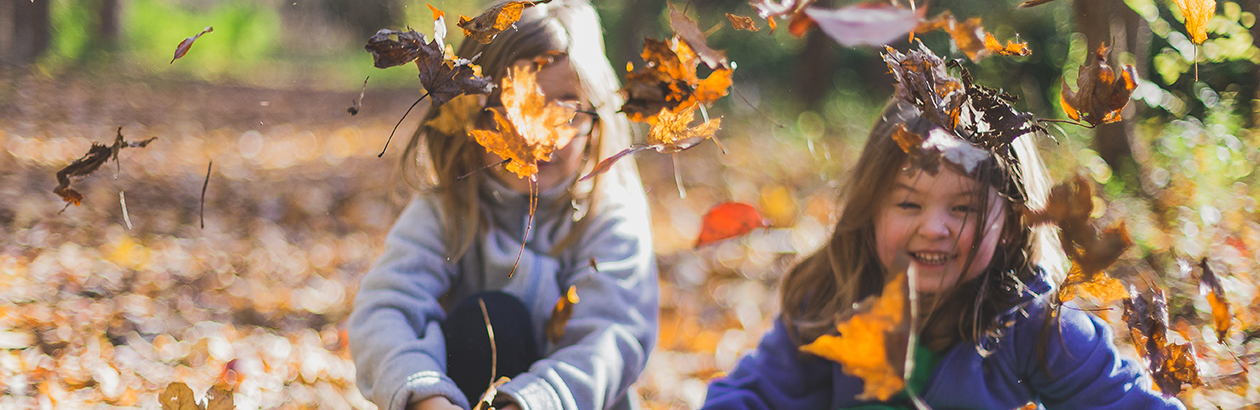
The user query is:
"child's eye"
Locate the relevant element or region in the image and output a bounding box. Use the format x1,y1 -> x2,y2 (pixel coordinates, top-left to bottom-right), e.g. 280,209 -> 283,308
896,201 -> 920,210
953,204 -> 979,213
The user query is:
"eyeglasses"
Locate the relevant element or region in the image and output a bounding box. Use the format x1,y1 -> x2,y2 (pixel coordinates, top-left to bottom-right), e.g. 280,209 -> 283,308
569,110 -> 599,138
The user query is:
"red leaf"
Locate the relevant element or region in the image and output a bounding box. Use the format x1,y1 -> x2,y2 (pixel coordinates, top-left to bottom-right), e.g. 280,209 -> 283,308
171,26 -> 213,64
695,202 -> 767,248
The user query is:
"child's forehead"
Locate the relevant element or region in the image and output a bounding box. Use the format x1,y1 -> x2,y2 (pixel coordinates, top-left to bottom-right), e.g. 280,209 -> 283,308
889,167 -> 985,197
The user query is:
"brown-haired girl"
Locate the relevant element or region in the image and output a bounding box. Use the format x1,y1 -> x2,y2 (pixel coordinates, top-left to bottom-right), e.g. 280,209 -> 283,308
701,46 -> 1185,409
348,2 -> 656,410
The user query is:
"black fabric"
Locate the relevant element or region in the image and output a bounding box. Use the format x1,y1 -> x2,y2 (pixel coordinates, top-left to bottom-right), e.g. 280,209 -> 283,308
442,291 -> 541,406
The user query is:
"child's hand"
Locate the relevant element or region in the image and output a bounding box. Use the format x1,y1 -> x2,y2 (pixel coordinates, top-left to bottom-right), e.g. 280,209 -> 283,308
409,396 -> 462,410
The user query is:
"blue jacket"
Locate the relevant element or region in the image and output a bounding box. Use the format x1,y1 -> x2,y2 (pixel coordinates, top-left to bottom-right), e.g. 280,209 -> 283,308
703,275 -> 1186,410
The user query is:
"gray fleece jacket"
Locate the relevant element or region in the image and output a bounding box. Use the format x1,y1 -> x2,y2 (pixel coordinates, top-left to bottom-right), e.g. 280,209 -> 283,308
348,175 -> 658,410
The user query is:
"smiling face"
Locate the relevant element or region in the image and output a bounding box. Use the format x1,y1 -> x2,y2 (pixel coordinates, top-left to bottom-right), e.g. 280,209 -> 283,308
482,57 -> 595,194
874,166 -> 1006,294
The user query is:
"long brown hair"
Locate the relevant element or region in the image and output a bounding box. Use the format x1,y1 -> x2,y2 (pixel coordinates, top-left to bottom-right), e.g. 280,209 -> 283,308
396,0 -> 636,260
780,101 -> 1064,351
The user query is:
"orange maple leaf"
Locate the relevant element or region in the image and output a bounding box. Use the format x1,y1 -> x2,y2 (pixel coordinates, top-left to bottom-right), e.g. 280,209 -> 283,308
1172,0 -> 1215,44
580,103 -> 720,181
470,65 -> 578,179
800,273 -> 909,401
726,13 -> 760,31
621,36 -> 734,123
458,0 -> 551,44
914,11 -> 1030,62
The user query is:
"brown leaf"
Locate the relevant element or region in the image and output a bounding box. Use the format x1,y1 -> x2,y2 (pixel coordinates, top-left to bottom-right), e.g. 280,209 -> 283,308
621,37 -> 733,123
725,13 -> 760,31
805,2 -> 925,47
1060,44 -> 1138,127
364,29 -> 428,69
425,94 -> 487,136
787,10 -> 816,37
1123,287 -> 1203,396
158,382 -> 200,410
545,285 -> 580,343
1172,0 -> 1216,44
1026,176 -> 1133,303
458,0 -> 551,44
669,7 -> 728,69
470,65 -> 578,179
914,12 -> 1027,62
1017,0 -> 1062,7
694,202 -> 766,248
54,127 -> 157,206
205,384 -> 234,410
1198,258 -> 1233,341
348,76 -> 369,115
365,27 -> 493,107
171,27 -> 212,64
800,273 -> 909,401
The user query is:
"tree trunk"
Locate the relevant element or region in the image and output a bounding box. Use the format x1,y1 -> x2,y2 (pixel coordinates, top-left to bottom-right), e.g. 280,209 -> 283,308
0,0 -> 51,66
792,30 -> 836,110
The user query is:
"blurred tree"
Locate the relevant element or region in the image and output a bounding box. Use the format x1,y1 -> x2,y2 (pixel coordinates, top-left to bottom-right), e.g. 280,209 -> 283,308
318,0 -> 400,40
0,0 -> 51,66
1073,0 -> 1149,191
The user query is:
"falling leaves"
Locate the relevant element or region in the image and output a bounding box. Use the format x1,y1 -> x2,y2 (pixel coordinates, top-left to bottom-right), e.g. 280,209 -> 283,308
546,285 -> 580,343
1023,175 -> 1133,304
799,273 -> 909,401
348,76 -> 369,115
582,103 -> 721,181
749,0 -> 816,35
458,0 -> 552,44
171,27 -> 212,64
54,127 -> 157,206
1060,44 -> 1138,127
363,27 -> 494,107
1198,258 -> 1232,342
804,2 -> 925,47
158,382 -> 233,410
1123,287 -> 1203,396
914,12 -> 1029,62
621,36 -> 734,122
694,202 -> 766,248
1172,0 -> 1216,44
425,94 -> 487,136
470,65 -> 578,179
725,13 -> 760,31
669,7 -> 729,70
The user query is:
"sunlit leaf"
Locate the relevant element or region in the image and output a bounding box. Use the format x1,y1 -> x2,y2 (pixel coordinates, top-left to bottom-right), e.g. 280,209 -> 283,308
205,384 -> 234,410
694,202 -> 766,248
1123,287 -> 1203,396
669,6 -> 729,69
546,285 -> 580,343
725,13 -> 760,31
425,94 -> 487,136
158,382 -> 199,410
458,0 -> 551,44
621,36 -> 734,123
1172,0 -> 1216,44
914,11 -> 1028,62
470,65 -> 577,179
800,273 -> 909,401
1060,44 -> 1137,127
1198,258 -> 1232,342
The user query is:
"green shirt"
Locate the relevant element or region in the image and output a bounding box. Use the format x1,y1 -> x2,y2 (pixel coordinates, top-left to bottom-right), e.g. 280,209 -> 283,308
843,342 -> 944,410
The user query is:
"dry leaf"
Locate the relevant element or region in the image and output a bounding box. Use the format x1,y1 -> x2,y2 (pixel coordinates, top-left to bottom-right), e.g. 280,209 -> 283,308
1198,258 -> 1232,341
171,27 -> 212,64
787,9 -> 816,37
348,76 -> 369,115
804,3 -> 925,47
983,33 -> 1031,57
1024,176 -> 1133,304
1172,0 -> 1216,44
1058,263 -> 1129,304
669,7 -> 729,69
1123,287 -> 1203,396
582,103 -> 721,181
158,382 -> 199,410
725,13 -> 760,31
54,127 -> 157,206
1016,0 -> 1061,7
205,384 -> 234,410
470,65 -> 577,179
694,202 -> 766,248
364,28 -> 494,107
800,273 -> 909,401
914,11 -> 1028,62
545,285 -> 580,343
620,36 -> 734,122
1060,44 -> 1138,127
458,0 -> 551,44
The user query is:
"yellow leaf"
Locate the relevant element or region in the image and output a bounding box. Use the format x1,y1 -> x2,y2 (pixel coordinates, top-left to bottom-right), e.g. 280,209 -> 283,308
1172,0 -> 1216,44
470,65 -> 578,179
546,285 -> 580,343
647,103 -> 721,152
799,274 -> 907,401
158,382 -> 200,410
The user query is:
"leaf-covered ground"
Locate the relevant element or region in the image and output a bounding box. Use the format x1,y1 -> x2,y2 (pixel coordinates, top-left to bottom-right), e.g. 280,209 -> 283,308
1,72 -> 1257,409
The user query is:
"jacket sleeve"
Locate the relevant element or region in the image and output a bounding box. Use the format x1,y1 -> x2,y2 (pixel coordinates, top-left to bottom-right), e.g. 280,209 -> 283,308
348,198 -> 471,410
701,318 -> 833,410
1021,302 -> 1186,410
497,192 -> 659,410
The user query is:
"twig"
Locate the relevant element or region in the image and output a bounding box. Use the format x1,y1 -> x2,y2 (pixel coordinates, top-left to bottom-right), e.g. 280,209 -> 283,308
457,159 -> 511,181
1037,117 -> 1092,128
732,85 -> 785,129
672,154 -> 687,198
120,191 -> 133,230
200,161 -> 212,229
478,298 -> 497,385
508,178 -> 538,278
379,92 -> 430,158
904,266 -> 929,410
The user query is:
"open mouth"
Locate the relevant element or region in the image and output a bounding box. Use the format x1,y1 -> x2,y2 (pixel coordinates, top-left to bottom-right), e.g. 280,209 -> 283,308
909,251 -> 955,266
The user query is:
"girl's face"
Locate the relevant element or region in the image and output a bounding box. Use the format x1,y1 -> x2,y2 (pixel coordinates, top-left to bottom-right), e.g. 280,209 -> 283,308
483,58 -> 594,194
874,167 -> 1006,294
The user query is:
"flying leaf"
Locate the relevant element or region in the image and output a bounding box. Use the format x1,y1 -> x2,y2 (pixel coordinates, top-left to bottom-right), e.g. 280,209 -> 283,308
800,273 -> 909,401
348,76 -> 369,115
804,3 -> 924,47
470,65 -> 578,179
881,43 -> 963,128
1024,175 -> 1133,304
694,202 -> 766,248
1060,44 -> 1138,127
1198,258 -> 1232,341
171,26 -> 212,64
205,384 -> 234,410
669,6 -> 729,69
429,3 -> 447,50
787,9 -> 817,37
1016,0 -> 1062,7
914,12 -> 1029,62
750,0 -> 817,35
458,0 -> 551,44
1172,0 -> 1215,44
473,376 -> 511,410
54,127 -> 157,206
921,128 -> 989,174
725,13 -> 760,31
648,103 -> 722,151
158,382 -> 199,410
364,28 -> 494,107
621,36 -> 734,122
545,285 -> 580,343
1123,287 -> 1203,396
364,28 -> 428,69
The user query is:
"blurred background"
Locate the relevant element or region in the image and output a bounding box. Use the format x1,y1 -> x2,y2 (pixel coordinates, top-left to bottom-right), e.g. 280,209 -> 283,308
1,0 -> 1258,408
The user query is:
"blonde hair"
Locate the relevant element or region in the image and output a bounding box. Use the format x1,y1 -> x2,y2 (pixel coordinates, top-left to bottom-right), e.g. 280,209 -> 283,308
396,0 -> 636,260
780,101 -> 1065,350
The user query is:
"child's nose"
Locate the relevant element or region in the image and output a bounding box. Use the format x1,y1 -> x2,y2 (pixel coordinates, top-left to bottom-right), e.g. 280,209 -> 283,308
917,211 -> 953,239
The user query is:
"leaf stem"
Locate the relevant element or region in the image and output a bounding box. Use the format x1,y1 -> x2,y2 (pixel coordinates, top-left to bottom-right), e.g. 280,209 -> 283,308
457,159 -> 510,181
379,92 -> 430,158
200,160 -> 212,229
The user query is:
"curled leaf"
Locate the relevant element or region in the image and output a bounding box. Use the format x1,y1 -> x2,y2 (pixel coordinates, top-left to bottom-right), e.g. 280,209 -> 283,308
621,36 -> 734,122
1123,287 -> 1203,396
1028,176 -> 1133,304
458,0 -> 551,44
1060,44 -> 1138,127
669,7 -> 729,69
804,3 -> 924,47
1198,258 -> 1232,341
470,65 -> 577,179
171,26 -> 212,64
546,285 -> 580,343
364,29 -> 429,69
365,27 -> 493,107
800,273 -> 909,401
725,13 -> 760,31
694,202 -> 766,248
914,11 -> 1028,62
54,127 -> 157,206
